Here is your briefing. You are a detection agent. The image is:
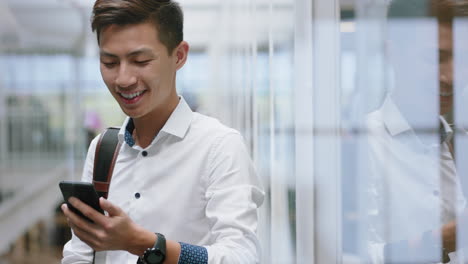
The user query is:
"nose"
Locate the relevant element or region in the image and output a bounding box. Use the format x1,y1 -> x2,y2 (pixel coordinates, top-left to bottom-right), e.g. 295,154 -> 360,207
115,63 -> 137,88
440,73 -> 449,83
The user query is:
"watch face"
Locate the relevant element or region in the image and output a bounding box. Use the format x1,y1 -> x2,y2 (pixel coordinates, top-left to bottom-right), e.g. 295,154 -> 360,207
146,249 -> 164,264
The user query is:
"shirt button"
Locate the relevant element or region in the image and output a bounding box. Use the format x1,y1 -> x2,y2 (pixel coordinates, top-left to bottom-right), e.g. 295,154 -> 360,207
433,190 -> 439,196
135,192 -> 141,199
142,151 -> 148,157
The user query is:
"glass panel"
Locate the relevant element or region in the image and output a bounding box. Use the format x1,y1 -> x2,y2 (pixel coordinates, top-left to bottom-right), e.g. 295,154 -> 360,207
1,0 -> 301,261
340,0 -> 468,263
191,1 -> 297,263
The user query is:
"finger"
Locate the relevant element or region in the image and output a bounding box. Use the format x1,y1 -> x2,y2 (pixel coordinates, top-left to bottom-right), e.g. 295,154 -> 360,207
61,203 -> 78,221
62,203 -> 107,251
69,197 -> 107,224
61,203 -> 68,215
69,222 -> 102,250
99,197 -> 123,217
61,204 -> 75,228
66,209 -> 107,251
64,200 -> 101,232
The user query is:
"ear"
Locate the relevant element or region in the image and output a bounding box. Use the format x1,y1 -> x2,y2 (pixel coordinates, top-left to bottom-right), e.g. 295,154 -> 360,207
174,41 -> 189,71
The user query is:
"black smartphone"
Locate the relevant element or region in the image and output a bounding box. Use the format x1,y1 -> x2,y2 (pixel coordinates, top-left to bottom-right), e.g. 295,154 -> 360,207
59,181 -> 104,222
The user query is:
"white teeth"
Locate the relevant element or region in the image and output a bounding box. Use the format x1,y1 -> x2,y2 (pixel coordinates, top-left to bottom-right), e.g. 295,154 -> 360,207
120,91 -> 144,99
440,91 -> 453,96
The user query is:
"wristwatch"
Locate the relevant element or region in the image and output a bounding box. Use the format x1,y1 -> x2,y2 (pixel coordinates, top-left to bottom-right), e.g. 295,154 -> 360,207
139,233 -> 166,264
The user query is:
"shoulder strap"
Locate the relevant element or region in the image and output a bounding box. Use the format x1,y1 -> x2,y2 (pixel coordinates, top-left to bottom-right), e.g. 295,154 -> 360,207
92,127 -> 121,199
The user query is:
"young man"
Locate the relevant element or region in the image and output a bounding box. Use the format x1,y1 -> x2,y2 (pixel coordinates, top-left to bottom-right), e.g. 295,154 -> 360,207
61,1 -> 264,263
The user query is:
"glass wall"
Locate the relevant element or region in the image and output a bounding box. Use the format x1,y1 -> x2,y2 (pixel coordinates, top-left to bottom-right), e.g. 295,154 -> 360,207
3,0 -> 468,263
339,0 -> 468,263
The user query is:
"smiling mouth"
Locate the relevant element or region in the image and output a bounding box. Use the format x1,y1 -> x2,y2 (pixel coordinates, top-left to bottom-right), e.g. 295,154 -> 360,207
117,90 -> 147,105
440,91 -> 453,97
439,82 -> 453,97
119,90 -> 145,99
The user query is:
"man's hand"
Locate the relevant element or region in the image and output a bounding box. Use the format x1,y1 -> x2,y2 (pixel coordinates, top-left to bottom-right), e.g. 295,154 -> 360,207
61,197 -> 155,255
441,220 -> 456,253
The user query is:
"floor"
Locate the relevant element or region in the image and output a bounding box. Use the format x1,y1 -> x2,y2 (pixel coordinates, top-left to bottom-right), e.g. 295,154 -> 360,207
0,215 -> 68,264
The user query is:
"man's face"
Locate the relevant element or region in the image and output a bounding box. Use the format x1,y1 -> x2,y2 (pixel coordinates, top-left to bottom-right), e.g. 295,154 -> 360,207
98,22 -> 180,119
438,22 -> 454,116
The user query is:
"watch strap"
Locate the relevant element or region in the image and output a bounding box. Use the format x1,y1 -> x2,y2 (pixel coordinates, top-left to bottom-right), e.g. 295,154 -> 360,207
154,233 -> 167,257
139,233 -> 166,264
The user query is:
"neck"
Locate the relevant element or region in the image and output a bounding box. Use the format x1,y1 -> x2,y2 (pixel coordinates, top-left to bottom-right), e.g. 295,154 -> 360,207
133,95 -> 179,148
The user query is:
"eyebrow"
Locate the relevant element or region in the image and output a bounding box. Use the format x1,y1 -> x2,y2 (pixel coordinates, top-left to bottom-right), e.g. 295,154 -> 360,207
438,48 -> 452,54
100,48 -> 156,58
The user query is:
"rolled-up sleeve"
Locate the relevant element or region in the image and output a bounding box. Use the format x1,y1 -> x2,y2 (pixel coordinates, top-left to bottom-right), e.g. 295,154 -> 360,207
62,137 -> 98,264
203,132 -> 265,263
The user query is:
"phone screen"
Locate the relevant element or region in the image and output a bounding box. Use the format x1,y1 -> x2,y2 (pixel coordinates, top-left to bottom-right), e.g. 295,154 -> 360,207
59,181 -> 104,222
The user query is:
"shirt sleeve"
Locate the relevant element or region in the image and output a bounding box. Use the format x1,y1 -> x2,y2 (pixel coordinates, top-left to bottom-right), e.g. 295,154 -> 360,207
61,136 -> 99,264
178,242 -> 208,264
202,132 -> 265,264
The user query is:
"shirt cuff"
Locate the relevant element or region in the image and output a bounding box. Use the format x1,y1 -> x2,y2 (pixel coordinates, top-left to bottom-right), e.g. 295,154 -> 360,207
177,242 -> 208,264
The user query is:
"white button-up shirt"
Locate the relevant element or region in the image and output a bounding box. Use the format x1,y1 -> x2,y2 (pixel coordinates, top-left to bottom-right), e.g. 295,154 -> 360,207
366,97 -> 465,264
62,97 -> 265,264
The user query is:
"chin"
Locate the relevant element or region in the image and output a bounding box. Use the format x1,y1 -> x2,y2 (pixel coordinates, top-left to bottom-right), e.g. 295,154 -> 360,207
126,112 -> 144,119
120,108 -> 141,119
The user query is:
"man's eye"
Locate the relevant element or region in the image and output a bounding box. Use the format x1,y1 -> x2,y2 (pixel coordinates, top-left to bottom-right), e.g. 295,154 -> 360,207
135,60 -> 151,65
102,62 -> 117,67
439,55 -> 451,64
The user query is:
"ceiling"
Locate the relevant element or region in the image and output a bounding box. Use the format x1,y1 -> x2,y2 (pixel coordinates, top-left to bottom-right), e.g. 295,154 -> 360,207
0,0 -> 355,54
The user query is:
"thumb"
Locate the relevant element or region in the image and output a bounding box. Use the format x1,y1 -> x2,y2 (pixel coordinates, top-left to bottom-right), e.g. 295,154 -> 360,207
99,197 -> 123,216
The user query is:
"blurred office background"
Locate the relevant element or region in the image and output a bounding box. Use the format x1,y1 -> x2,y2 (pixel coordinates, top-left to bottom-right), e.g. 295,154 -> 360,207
2,0 -> 468,263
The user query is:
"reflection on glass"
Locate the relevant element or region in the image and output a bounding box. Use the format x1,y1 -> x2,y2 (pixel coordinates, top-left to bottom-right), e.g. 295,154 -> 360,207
364,1 -> 467,263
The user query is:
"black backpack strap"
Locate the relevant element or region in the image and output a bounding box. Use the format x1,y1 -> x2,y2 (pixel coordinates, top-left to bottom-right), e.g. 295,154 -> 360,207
92,127 -> 121,199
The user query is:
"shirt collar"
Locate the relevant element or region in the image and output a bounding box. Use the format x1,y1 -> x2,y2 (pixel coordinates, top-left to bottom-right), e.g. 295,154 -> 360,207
380,96 -> 413,136
118,96 -> 193,147
381,96 -> 453,145
160,96 -> 193,138
439,115 -> 453,143
118,118 -> 134,146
